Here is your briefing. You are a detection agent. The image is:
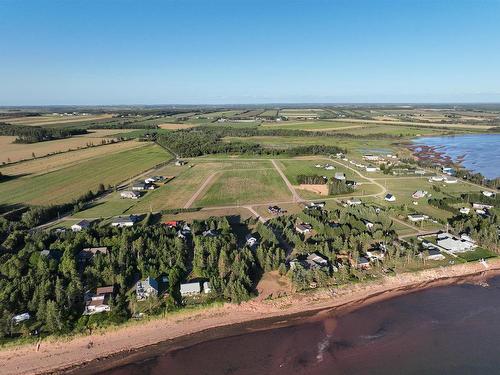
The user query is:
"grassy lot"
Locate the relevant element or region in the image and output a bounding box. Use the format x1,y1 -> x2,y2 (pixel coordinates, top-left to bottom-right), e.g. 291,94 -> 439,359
194,169 -> 291,207
160,207 -> 254,223
71,195 -> 137,219
276,159 -> 368,185
0,144 -> 171,206
457,248 -> 497,262
129,165 -> 216,212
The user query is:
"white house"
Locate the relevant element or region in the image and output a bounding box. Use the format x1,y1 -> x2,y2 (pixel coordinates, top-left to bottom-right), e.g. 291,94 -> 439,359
482,191 -> 495,198
180,282 -> 202,296
429,176 -> 445,182
306,253 -> 329,269
203,281 -> 211,294
366,249 -> 385,261
84,286 -> 114,315
309,201 -> 326,209
407,214 -> 429,222
12,312 -> 30,324
334,172 -> 345,180
426,247 -> 445,260
437,234 -> 476,253
346,198 -> 362,206
120,191 -> 140,199
459,207 -> 471,214
136,277 -> 159,301
384,193 -> 396,202
412,190 -> 427,199
111,215 -> 138,228
71,220 -> 90,232
295,223 -> 312,234
246,234 -> 258,247
324,165 -> 335,170
365,166 -> 377,173
362,219 -> 374,230
473,203 -> 493,210
132,182 -> 147,191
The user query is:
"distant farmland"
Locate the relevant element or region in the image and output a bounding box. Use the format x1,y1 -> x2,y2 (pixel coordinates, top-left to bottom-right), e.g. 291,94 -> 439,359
0,114 -> 113,126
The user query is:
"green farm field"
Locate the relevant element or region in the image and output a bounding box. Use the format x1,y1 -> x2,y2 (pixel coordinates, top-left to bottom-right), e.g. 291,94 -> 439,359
0,144 -> 171,206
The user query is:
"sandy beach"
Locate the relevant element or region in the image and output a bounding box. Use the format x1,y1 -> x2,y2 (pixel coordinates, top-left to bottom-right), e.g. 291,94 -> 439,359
2,260 -> 500,375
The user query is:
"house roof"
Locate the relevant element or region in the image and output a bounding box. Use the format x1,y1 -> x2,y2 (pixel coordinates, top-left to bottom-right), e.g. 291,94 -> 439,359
96,286 -> 114,295
74,220 -> 90,228
180,282 -> 201,294
78,247 -> 108,260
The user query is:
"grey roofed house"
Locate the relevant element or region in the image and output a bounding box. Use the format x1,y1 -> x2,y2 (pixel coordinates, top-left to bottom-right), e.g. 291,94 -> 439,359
180,282 -> 202,296
12,312 -> 30,324
71,219 -> 91,232
136,276 -> 159,300
132,181 -> 147,191
202,229 -> 218,237
357,256 -> 371,269
295,223 -> 312,234
334,172 -> 346,180
78,247 -> 108,262
40,249 -> 62,261
306,253 -> 329,269
309,201 -> 326,208
111,215 -> 138,227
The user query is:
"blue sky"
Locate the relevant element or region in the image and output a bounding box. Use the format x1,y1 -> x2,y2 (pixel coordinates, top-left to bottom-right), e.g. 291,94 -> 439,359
1,0 -> 499,105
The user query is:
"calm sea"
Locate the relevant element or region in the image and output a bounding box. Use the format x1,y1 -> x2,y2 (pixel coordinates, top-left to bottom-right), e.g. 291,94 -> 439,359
413,133 -> 500,179
90,276 -> 500,375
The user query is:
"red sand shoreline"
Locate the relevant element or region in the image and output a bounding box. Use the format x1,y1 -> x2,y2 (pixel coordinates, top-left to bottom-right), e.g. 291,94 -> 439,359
2,260 -> 500,375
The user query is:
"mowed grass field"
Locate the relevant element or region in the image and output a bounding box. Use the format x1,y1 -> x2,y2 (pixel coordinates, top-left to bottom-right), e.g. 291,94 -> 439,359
0,140 -> 146,176
0,129 -> 136,163
128,160 -> 277,212
194,168 -> 291,207
0,144 -> 171,206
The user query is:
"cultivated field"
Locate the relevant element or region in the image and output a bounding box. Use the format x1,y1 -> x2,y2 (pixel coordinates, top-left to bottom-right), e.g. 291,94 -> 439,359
0,129 -> 136,163
0,144 -> 171,206
0,140 -> 146,176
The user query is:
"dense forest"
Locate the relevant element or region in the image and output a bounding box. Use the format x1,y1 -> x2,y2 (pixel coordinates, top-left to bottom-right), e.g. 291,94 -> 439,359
0,123 -> 87,144
156,126 -> 347,157
0,215 -> 284,339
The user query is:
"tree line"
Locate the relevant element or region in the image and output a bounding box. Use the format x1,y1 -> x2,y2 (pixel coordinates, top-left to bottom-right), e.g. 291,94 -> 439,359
0,123 -> 87,144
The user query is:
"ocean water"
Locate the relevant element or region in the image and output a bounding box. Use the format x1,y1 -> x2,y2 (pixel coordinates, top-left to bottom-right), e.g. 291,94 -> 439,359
93,276 -> 500,375
413,134 -> 500,179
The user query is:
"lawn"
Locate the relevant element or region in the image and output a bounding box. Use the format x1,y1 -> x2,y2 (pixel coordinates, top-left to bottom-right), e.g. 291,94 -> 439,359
457,248 -> 497,262
194,169 -> 291,207
0,144 -> 171,206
